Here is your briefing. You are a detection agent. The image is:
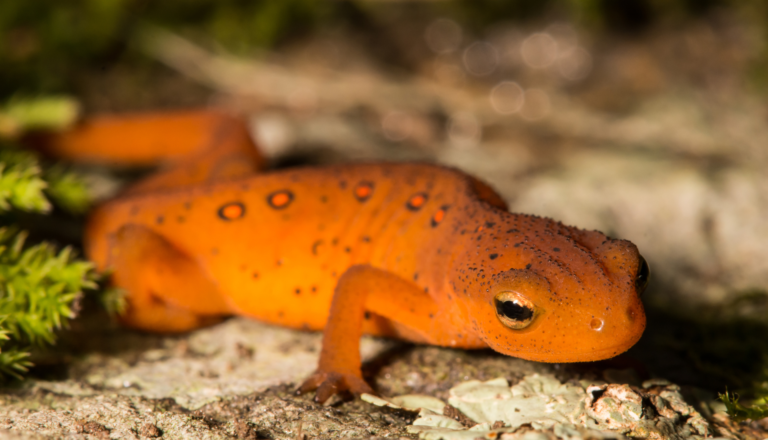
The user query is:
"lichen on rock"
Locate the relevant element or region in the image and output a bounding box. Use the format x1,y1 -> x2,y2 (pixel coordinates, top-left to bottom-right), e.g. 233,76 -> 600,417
366,374 -> 712,440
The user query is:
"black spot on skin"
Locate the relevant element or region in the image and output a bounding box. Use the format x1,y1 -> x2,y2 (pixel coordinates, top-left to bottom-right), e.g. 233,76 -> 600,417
311,240 -> 323,256
361,236 -> 371,243
253,272 -> 259,278
339,180 -> 347,189
525,263 -> 532,270
413,273 -> 419,281
184,202 -> 192,210
311,286 -> 317,293
489,253 -> 498,260
177,216 -> 185,223
148,293 -> 164,305
345,247 -> 351,253
295,288 -> 301,295
320,195 -> 328,203
364,311 -> 371,320
156,216 -> 164,225
553,247 -> 561,252
485,222 -> 496,228
506,228 -> 519,233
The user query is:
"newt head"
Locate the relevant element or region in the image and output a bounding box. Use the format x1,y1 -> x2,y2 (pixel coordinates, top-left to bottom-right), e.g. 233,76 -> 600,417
454,224 -> 648,363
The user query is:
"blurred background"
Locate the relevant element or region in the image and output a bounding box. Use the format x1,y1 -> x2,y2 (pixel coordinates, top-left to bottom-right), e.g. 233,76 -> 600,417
3,0 -> 768,417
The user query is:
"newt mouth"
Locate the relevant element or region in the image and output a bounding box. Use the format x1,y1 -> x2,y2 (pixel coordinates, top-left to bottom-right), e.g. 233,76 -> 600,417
512,331 -> 645,363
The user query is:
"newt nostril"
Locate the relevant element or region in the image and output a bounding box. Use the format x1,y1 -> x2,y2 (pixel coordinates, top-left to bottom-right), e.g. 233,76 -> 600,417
626,305 -> 639,323
589,318 -> 604,331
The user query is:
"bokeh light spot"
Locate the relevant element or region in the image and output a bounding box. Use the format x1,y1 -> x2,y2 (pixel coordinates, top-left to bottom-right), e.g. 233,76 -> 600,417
490,81 -> 525,115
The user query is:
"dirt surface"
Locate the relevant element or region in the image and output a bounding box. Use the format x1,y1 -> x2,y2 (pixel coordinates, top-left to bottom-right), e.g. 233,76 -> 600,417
4,8 -> 768,440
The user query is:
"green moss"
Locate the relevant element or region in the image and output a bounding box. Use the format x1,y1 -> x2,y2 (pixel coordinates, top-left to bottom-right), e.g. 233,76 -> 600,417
0,95 -> 100,380
42,166 -> 90,214
0,227 -> 98,379
0,151 -> 50,213
720,390 -> 768,422
0,95 -> 80,137
0,230 -> 96,343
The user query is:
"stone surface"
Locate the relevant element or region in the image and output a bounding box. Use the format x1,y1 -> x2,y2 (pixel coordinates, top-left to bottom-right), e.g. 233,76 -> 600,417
36,318 -> 390,410
365,375 -> 711,440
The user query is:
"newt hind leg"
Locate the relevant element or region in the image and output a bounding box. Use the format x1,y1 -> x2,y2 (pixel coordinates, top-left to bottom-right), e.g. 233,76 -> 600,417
108,224 -> 231,332
31,110 -> 266,195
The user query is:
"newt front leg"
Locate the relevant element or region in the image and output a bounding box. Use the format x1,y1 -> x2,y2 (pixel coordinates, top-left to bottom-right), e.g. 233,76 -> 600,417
298,264 -> 442,403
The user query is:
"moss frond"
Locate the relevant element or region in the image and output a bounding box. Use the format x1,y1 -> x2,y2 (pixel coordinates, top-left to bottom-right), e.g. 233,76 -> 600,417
0,99 -> 99,379
0,150 -> 50,213
0,96 -> 80,139
0,228 -> 96,346
43,166 -> 91,213
0,346 -> 32,380
100,286 -> 128,317
719,390 -> 768,422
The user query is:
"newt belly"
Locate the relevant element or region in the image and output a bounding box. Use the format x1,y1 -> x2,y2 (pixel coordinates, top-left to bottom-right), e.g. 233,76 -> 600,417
38,110 -> 649,402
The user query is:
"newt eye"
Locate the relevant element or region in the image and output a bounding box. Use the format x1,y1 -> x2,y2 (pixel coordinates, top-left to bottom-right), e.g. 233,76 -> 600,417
494,291 -> 536,330
635,255 -> 650,296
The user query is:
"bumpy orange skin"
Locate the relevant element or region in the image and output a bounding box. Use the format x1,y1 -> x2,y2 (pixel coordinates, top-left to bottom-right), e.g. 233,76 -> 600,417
40,110 -> 646,400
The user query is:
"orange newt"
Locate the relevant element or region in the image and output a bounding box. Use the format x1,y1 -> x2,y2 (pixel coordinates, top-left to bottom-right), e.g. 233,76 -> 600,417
36,110 -> 649,402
